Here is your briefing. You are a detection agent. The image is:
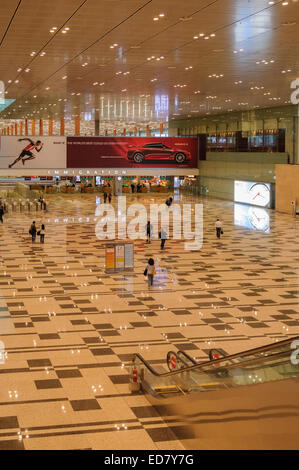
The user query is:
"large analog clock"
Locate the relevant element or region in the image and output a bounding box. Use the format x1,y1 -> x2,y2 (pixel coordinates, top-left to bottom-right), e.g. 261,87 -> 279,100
248,207 -> 270,232
248,183 -> 270,207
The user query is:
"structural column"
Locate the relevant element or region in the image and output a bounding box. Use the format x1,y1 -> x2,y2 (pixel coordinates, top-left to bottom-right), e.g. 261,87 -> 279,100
39,119 -> 43,136
25,119 -> 28,135
95,109 -> 100,136
60,118 -> 65,136
75,119 -> 80,136
49,119 -> 53,136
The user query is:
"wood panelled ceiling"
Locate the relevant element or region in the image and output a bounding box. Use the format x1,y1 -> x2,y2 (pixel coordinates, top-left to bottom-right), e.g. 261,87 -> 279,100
0,0 -> 299,128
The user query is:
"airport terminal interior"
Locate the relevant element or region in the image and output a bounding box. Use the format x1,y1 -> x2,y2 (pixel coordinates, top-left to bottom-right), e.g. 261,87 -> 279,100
0,0 -> 299,451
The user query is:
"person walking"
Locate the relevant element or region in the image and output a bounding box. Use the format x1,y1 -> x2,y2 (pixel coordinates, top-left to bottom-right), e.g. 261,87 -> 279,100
103,191 -> 108,203
29,221 -> 37,242
146,221 -> 153,244
0,204 -> 4,223
108,193 -> 112,204
160,227 -> 168,250
131,183 -> 135,193
39,224 -> 45,244
215,218 -> 223,239
144,258 -> 156,288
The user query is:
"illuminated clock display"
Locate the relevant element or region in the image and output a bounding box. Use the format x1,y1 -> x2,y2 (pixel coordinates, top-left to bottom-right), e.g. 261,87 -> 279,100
248,183 -> 270,207
234,180 -> 271,207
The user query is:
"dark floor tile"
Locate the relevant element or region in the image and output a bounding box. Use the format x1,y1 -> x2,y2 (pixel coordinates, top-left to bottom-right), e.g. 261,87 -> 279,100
171,309 -> 192,315
0,440 -> 25,450
35,379 -> 62,389
174,343 -> 199,351
27,359 -> 52,368
0,416 -> 19,429
56,369 -> 82,379
92,323 -> 114,329
109,374 -> 130,384
99,330 -> 120,336
70,399 -> 101,411
39,333 -> 60,340
145,427 -> 179,442
131,406 -> 159,419
165,332 -> 185,339
90,348 -> 114,356
130,322 -> 151,328
82,336 -> 101,344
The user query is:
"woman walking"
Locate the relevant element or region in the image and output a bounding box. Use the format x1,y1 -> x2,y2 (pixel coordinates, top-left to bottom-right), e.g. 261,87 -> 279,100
144,258 -> 156,288
39,224 -> 45,244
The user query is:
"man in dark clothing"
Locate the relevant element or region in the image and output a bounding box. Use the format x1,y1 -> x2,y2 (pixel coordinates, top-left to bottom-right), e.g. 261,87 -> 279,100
30,221 -> 37,242
103,192 -> 108,203
0,205 -> 4,223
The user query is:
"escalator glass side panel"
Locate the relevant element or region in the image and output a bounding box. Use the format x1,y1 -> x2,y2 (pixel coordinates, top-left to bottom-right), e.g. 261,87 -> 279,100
134,337 -> 299,395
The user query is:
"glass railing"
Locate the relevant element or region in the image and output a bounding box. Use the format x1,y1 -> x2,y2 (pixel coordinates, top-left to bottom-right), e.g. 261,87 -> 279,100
133,336 -> 299,397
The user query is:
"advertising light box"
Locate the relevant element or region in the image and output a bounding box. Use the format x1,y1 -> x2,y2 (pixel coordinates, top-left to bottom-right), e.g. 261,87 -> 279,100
0,136 -> 66,169
67,137 -> 198,169
234,180 -> 271,207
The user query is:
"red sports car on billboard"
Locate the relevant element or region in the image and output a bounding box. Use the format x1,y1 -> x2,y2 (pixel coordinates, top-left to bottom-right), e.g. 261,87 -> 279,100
126,142 -> 191,164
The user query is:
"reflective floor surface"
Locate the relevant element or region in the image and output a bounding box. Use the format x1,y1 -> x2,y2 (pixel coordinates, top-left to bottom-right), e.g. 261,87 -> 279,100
0,192 -> 298,449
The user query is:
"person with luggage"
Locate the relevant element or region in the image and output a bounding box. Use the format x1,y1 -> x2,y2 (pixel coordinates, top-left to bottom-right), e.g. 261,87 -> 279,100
144,258 -> 156,287
215,218 -> 223,239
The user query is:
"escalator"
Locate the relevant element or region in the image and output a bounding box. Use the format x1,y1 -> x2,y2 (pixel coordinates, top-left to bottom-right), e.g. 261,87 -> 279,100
132,336 -> 299,449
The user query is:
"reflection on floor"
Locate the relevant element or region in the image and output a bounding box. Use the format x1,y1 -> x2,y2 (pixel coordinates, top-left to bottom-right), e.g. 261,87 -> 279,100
0,192 -> 298,450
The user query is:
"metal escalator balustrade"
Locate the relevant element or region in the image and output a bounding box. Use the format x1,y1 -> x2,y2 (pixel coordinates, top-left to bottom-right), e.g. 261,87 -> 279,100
133,336 -> 299,396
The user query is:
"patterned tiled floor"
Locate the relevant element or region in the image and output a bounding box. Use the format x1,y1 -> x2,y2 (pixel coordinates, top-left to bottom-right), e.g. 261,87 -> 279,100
0,191 -> 298,449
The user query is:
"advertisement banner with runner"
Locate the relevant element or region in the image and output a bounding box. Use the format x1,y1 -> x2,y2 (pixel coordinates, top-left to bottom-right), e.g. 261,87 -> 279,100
67,137 -> 198,169
1,136 -> 66,169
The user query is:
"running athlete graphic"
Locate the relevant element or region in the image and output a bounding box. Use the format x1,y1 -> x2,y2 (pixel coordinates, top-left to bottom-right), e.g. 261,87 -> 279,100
8,138 -> 43,168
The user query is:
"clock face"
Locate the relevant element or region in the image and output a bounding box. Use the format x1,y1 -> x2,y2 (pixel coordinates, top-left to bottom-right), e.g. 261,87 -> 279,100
248,207 -> 270,232
248,183 -> 270,207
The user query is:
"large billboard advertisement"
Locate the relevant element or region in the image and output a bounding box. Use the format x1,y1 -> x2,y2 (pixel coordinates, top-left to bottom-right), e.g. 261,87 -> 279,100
0,136 -> 198,170
67,137 -> 198,168
234,180 -> 271,207
0,136 -> 66,169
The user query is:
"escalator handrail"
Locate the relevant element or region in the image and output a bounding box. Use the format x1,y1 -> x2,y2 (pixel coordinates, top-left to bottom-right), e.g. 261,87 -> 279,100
134,335 -> 299,378
177,350 -> 198,365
